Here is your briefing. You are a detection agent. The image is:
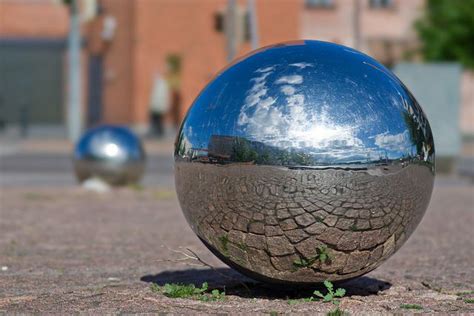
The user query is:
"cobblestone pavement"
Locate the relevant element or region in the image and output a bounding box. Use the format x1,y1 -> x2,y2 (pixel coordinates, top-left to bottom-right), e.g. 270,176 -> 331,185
0,178 -> 473,313
176,163 -> 434,283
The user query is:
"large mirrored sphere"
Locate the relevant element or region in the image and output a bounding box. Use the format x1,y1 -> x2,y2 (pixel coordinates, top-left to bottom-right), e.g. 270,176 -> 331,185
74,125 -> 145,186
175,40 -> 435,284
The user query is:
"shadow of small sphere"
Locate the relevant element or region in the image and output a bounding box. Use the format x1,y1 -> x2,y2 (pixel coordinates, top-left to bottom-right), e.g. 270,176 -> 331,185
140,268 -> 391,299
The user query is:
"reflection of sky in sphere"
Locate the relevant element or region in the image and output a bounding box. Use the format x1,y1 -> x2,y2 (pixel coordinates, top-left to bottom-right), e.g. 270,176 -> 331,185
181,40 -> 430,163
75,125 -> 143,162
92,136 -> 126,161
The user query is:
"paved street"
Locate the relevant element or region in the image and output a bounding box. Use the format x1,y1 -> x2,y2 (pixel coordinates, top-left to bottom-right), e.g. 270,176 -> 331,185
0,139 -> 175,188
0,144 -> 473,313
0,152 -> 174,187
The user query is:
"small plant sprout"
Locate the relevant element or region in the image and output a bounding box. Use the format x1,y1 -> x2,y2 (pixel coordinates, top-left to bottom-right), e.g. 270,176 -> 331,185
313,280 -> 346,305
150,282 -> 225,301
293,245 -> 332,268
400,303 -> 423,310
293,257 -> 313,268
316,245 -> 331,264
218,235 -> 230,255
286,281 -> 347,315
238,241 -> 249,251
326,308 -> 345,316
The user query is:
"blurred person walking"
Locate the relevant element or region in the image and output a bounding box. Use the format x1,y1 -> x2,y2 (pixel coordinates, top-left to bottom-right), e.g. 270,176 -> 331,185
166,54 -> 182,128
149,72 -> 170,137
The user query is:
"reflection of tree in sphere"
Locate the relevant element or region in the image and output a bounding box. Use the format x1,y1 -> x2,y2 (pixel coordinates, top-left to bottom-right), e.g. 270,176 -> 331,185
74,125 -> 145,186
175,40 -> 435,284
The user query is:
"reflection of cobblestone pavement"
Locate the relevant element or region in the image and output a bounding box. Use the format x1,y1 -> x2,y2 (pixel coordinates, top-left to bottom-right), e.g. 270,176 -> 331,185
176,163 -> 434,283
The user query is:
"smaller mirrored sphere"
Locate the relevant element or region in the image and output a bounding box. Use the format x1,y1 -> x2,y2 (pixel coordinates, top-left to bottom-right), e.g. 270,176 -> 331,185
74,125 -> 145,185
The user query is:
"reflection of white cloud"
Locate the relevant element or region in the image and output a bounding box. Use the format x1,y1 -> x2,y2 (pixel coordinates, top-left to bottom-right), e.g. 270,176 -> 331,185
290,62 -> 313,69
280,85 -> 295,96
103,143 -> 120,157
242,72 -> 271,110
238,70 -> 275,126
287,94 -> 304,107
244,86 -> 267,107
374,130 -> 410,152
258,97 -> 276,109
256,66 -> 274,73
238,66 -> 371,162
235,62 -> 415,163
275,75 -> 303,85
91,131 -> 126,160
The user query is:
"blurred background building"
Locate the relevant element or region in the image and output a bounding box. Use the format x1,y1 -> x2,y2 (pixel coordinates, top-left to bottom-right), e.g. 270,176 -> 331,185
0,0 -> 473,172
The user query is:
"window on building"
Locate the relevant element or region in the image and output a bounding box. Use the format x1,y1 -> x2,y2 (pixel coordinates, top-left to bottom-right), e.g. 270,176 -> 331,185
305,0 -> 334,9
369,0 -> 393,9
244,11 -> 251,42
214,12 -> 224,33
214,10 -> 251,43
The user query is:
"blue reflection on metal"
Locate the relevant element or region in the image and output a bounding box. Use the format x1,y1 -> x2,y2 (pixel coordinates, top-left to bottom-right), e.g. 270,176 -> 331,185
74,125 -> 145,185
176,40 -> 434,168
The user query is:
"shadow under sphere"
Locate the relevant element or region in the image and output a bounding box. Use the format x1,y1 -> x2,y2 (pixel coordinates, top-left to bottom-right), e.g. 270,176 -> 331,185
174,40 -> 435,284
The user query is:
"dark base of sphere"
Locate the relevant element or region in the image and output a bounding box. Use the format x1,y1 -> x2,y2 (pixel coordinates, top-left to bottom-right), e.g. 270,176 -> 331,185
199,236 -> 294,286
74,161 -> 144,186
200,237 -> 363,287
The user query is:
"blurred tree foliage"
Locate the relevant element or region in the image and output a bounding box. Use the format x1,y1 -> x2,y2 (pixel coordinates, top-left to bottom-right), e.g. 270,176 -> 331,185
415,0 -> 474,69
232,139 -> 258,163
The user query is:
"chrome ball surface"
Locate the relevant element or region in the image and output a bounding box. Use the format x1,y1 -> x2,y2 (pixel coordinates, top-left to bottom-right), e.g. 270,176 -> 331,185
175,40 -> 435,284
74,125 -> 145,186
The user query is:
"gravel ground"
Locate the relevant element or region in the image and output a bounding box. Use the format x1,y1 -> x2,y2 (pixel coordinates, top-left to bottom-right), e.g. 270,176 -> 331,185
0,176 -> 473,314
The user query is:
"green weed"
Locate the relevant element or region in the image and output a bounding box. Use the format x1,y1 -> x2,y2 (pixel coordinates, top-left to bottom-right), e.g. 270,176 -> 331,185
286,280 -> 346,316
218,234 -> 230,255
400,303 -> 423,310
326,307 -> 345,316
293,245 -> 332,268
238,242 -> 249,251
313,280 -> 346,305
150,282 -> 225,301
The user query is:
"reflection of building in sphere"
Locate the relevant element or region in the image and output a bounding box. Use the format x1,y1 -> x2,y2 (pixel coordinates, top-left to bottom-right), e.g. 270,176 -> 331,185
74,125 -> 145,186
175,40 -> 435,284
208,135 -> 235,161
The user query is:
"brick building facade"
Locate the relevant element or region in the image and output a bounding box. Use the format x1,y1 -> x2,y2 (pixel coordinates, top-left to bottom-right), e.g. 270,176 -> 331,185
2,0 -> 471,138
95,0 -> 301,132
93,0 -> 425,132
